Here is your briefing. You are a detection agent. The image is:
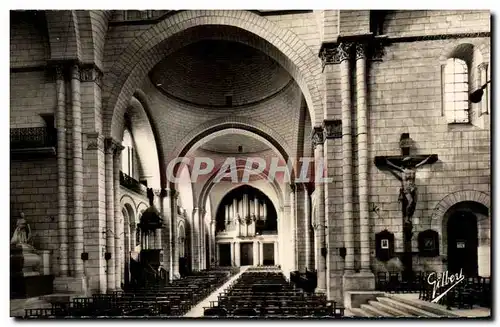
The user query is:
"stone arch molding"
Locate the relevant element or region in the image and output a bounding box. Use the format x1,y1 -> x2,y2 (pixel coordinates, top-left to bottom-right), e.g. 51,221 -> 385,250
200,165 -> 285,218
171,116 -> 292,163
430,190 -> 490,230
439,39 -> 490,65
104,10 -> 324,139
120,195 -> 138,225
178,219 -> 186,237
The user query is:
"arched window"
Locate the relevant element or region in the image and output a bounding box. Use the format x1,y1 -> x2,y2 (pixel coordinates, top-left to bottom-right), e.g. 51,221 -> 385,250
121,129 -> 135,178
443,58 -> 469,123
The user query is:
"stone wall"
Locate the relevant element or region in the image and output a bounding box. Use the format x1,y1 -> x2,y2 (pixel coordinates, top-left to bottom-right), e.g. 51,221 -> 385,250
367,35 -> 490,274
10,158 -> 60,275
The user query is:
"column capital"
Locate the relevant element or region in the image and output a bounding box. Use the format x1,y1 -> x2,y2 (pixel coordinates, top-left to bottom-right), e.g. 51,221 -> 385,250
159,188 -> 169,198
318,35 -> 386,70
312,221 -> 327,231
478,62 -> 489,71
338,42 -> 354,63
323,119 -> 342,139
79,64 -> 104,87
311,126 -> 324,148
104,137 -> 124,155
70,64 -> 80,80
55,65 -> 65,80
355,42 -> 367,60
86,132 -> 104,151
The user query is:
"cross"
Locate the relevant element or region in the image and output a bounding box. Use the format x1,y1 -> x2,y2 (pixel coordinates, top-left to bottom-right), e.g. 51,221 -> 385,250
375,133 -> 438,221
374,133 -> 438,281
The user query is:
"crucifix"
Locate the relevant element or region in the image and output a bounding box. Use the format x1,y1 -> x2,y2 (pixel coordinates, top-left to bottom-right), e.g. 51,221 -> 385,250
375,133 -> 438,281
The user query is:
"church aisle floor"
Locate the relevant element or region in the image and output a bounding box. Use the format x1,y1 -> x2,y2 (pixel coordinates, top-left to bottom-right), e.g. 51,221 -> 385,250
184,266 -> 250,317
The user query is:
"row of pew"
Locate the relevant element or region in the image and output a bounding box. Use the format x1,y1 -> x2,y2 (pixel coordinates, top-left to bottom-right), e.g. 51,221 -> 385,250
23,270 -> 233,318
204,270 -> 344,318
376,271 -> 424,293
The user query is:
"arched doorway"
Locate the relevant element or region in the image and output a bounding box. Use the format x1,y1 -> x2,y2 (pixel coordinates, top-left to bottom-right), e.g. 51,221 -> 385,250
178,222 -> 189,277
447,211 -> 478,276
443,201 -> 489,277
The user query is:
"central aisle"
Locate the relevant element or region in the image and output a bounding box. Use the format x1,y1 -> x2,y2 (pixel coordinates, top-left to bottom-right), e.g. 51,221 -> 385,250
183,266 -> 250,317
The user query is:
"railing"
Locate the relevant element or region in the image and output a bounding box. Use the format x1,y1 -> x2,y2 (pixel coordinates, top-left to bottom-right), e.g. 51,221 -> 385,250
10,127 -> 57,150
119,171 -> 148,196
420,276 -> 491,309
111,10 -> 173,23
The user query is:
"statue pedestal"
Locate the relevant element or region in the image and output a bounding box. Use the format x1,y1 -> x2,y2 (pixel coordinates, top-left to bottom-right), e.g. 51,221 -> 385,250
10,243 -> 41,277
39,250 -> 51,275
10,243 -> 54,299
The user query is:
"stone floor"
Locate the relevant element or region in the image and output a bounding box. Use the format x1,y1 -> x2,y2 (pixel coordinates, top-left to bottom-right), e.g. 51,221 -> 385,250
392,293 -> 491,318
10,297 -> 51,317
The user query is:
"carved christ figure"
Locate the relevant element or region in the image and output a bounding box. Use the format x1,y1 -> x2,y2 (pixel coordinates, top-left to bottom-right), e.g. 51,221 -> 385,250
385,155 -> 434,223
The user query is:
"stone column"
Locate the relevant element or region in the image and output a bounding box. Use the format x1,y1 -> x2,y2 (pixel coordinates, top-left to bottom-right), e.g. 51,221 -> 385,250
199,209 -> 206,270
355,43 -> 371,273
210,220 -> 216,267
130,224 -> 136,252
295,183 -> 307,271
323,118 -> 344,302
277,210 -> 283,268
339,42 -> 355,272
216,242 -> 220,264
289,186 -> 297,271
172,191 -> 179,278
159,189 -> 171,275
56,65 -> 69,277
304,187 -> 314,270
113,141 -> 124,290
71,64 -> 84,279
83,132 -> 106,293
233,199 -> 240,237
224,205 -> 229,227
312,127 -> 327,293
152,190 -> 163,253
104,139 -> 116,291
191,208 -> 200,271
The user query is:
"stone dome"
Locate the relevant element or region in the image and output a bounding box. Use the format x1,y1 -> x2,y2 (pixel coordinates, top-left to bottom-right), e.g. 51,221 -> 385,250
149,40 -> 292,108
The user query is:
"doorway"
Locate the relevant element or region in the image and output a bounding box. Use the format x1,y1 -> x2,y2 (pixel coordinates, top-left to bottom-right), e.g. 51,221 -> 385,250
447,211 -> 478,276
263,243 -> 275,266
240,242 -> 254,266
218,243 -> 231,267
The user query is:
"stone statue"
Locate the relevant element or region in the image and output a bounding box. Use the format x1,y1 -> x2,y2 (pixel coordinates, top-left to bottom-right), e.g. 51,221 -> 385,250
11,212 -> 32,245
385,155 -> 435,223
10,212 -> 41,277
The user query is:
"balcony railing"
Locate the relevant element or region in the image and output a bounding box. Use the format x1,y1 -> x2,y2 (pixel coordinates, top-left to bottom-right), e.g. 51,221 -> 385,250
10,127 -> 57,157
120,171 -> 148,196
